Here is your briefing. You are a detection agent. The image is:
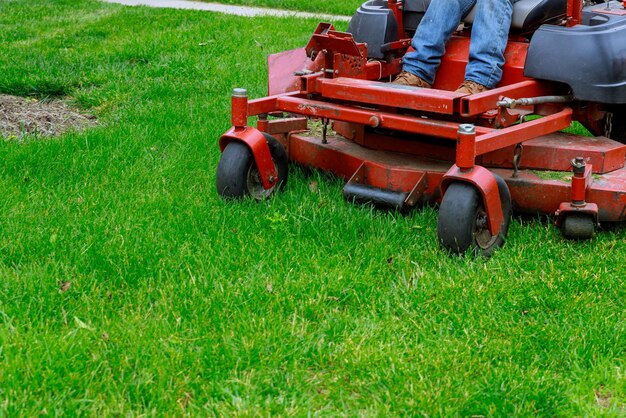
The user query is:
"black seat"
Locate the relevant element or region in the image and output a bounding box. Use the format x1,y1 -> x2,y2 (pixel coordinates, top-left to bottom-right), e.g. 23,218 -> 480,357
464,0 -> 567,31
348,0 -> 567,59
404,0 -> 567,33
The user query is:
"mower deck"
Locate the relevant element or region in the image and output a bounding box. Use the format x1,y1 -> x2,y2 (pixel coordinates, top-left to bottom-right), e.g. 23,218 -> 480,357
279,128 -> 626,222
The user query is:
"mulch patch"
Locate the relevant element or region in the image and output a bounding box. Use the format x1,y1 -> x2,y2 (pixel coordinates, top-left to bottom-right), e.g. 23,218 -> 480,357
0,94 -> 97,139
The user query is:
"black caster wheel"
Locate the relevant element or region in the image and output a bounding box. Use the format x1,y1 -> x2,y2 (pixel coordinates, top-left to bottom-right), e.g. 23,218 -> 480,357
437,175 -> 512,257
561,214 -> 595,240
216,132 -> 288,200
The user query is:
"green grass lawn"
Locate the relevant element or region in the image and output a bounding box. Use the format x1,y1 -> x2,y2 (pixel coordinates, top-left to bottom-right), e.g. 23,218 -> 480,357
197,0 -> 363,16
0,0 -> 625,415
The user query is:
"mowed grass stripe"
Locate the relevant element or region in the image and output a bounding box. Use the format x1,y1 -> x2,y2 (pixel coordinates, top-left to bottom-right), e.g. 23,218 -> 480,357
0,0 -> 624,415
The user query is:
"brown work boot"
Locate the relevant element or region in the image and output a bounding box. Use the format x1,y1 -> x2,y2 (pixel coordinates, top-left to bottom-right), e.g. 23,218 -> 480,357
455,80 -> 489,94
392,71 -> 431,88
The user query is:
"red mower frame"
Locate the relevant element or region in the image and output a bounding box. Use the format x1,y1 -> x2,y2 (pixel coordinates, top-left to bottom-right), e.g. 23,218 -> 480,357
217,0 -> 626,255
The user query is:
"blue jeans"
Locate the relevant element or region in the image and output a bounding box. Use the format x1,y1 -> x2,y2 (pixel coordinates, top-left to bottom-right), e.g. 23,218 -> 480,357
402,0 -> 519,88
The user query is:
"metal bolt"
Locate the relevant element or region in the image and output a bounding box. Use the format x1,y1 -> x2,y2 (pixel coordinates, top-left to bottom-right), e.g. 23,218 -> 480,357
232,88 -> 247,98
269,175 -> 276,183
458,124 -> 475,135
476,214 -> 488,229
572,156 -> 586,175
369,116 -> 380,128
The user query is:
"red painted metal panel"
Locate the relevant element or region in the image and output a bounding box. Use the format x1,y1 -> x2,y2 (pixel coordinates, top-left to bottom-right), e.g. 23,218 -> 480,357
317,77 -> 463,114
459,80 -> 553,116
506,170 -> 626,222
357,129 -> 457,161
433,37 -> 529,91
475,108 -> 573,155
287,133 -> 626,222
263,118 -> 308,136
247,95 -> 280,116
347,161 -> 427,192
480,133 -> 626,174
288,133 -> 449,198
332,127 -> 626,175
274,96 -> 492,139
268,48 -> 310,95
247,92 -> 299,116
308,31 -> 363,58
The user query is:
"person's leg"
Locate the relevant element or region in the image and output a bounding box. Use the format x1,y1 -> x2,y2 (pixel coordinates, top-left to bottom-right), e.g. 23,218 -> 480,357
401,0 -> 476,85
463,0 -> 517,89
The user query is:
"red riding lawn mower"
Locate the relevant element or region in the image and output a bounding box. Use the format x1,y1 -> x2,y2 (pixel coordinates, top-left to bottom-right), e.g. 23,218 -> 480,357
216,0 -> 626,256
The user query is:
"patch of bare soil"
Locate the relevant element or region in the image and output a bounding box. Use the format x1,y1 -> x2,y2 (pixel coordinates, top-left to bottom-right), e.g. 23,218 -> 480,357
0,94 -> 97,139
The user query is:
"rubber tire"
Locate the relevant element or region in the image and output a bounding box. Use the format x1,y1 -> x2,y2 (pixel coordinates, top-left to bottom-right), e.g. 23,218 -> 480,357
215,133 -> 288,199
437,175 -> 512,257
561,214 -> 595,240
